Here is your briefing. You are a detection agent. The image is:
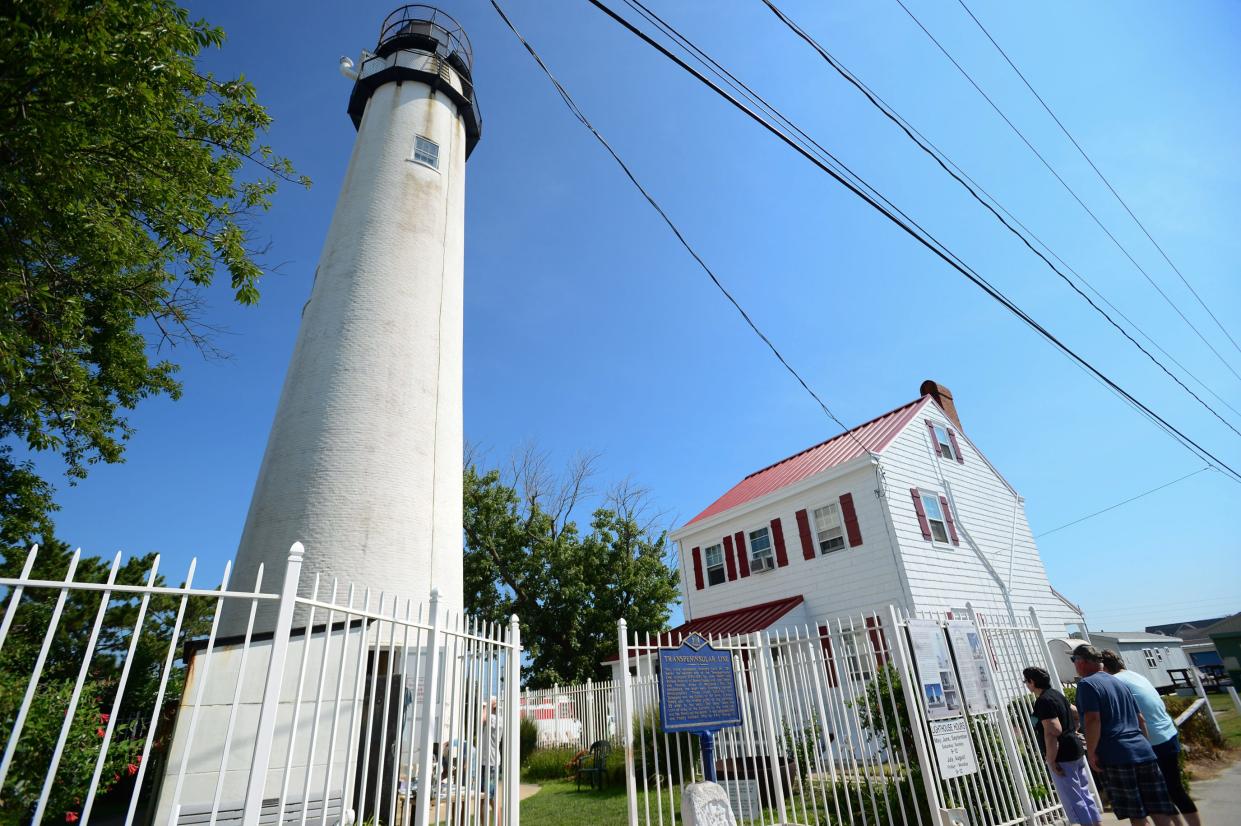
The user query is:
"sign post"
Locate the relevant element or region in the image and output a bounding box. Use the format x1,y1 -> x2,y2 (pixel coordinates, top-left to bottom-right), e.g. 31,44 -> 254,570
657,633 -> 741,782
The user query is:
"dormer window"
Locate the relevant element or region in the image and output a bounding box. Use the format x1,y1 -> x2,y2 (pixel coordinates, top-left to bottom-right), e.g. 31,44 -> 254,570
704,543 -> 726,586
813,504 -> 845,554
748,527 -> 775,571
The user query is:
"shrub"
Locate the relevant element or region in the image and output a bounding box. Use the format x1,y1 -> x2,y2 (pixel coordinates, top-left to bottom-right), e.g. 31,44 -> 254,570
523,747 -> 579,782
519,716 -> 539,766
632,705 -> 693,785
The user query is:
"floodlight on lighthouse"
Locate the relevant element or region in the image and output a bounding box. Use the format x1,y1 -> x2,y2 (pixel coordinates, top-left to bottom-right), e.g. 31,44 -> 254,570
338,55 -> 358,79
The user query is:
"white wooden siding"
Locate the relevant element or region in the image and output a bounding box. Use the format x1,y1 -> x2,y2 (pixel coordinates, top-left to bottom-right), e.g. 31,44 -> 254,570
879,405 -> 1082,634
678,465 -> 908,623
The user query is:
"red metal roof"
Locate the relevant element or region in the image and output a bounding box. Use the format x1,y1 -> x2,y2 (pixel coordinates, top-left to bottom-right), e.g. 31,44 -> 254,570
684,396 -> 930,526
606,596 -> 805,660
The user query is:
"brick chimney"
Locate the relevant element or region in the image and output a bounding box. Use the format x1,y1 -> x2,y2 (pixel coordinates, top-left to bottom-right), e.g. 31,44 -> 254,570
920,379 -> 962,431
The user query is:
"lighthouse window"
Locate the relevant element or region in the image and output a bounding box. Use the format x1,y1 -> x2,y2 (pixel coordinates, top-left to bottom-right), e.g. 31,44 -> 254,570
412,135 -> 440,169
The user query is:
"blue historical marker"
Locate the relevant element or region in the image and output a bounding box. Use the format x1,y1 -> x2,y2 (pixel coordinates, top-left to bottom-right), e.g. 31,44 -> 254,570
658,633 -> 741,781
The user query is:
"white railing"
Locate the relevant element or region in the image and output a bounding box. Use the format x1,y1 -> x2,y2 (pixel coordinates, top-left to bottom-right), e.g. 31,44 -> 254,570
520,679 -> 617,751
0,544 -> 521,826
613,606 -> 1077,826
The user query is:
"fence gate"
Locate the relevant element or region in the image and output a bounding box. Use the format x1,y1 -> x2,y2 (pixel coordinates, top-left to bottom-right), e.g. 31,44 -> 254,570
0,543 -> 522,826
616,606 -> 1074,826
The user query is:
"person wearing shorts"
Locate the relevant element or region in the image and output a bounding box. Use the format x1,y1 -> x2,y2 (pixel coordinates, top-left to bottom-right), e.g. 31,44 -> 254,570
1073,644 -> 1178,825
1100,650 -> 1200,825
1024,666 -> 1102,825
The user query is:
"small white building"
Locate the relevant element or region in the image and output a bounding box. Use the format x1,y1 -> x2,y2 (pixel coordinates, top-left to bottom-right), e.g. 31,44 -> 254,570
1048,632 -> 1193,692
665,381 -> 1084,645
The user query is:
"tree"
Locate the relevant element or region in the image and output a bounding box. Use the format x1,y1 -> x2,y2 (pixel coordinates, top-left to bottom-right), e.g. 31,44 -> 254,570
0,541 -> 215,823
463,447 -> 680,687
0,0 -> 308,546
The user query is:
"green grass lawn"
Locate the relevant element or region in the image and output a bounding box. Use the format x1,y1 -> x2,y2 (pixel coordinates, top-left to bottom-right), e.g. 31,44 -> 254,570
520,779 -> 683,826
1208,693 -> 1241,749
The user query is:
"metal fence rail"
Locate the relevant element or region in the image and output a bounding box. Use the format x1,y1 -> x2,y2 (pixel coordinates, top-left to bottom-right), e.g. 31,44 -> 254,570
612,607 -> 1078,826
520,680 -> 616,751
0,544 -> 521,826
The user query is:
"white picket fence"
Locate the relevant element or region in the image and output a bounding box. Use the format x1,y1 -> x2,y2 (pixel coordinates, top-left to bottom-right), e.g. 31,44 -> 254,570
520,680 -> 617,750
0,544 -> 521,826
613,606 -> 1075,826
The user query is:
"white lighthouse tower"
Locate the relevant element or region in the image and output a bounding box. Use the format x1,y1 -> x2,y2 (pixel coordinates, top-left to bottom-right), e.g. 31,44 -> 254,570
227,6 -> 481,630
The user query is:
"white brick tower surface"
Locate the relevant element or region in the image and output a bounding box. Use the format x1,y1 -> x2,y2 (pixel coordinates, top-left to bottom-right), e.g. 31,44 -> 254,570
225,7 -> 481,632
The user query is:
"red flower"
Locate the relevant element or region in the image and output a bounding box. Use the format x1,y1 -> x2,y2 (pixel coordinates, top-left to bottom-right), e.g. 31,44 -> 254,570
114,773 -> 121,782
65,813 -> 79,823
96,727 -> 105,737
126,763 -> 138,776
134,755 -> 141,764
99,713 -> 110,723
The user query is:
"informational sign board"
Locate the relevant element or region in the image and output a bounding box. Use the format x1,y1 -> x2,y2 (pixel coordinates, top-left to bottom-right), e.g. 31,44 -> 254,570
658,633 -> 742,733
720,779 -> 761,816
929,718 -> 978,779
907,619 -> 964,720
946,620 -> 997,714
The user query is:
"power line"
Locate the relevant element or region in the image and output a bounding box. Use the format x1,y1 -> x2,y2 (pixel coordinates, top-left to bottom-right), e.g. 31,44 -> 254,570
892,0 -> 1241,385
955,0 -> 1241,363
576,0 -> 1241,484
486,0 -> 878,465
1034,467 -> 1212,538
756,0 -> 1241,437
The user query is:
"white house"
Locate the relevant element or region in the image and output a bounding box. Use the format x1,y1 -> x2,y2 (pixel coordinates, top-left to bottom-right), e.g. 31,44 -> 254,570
1048,632 -> 1193,692
665,381 -> 1084,645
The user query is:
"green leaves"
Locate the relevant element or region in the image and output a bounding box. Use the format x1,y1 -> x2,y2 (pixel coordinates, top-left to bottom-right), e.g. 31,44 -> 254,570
463,458 -> 681,688
0,0 -> 309,546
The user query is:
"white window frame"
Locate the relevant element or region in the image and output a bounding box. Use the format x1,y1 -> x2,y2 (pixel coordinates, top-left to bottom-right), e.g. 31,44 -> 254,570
1144,648 -> 1157,668
932,424 -> 957,461
704,543 -> 726,586
411,134 -> 440,169
813,503 -> 846,554
748,527 -> 775,571
920,492 -> 950,544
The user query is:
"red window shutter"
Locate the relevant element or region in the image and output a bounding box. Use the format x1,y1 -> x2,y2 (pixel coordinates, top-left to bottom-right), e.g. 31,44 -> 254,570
795,509 -> 815,560
771,518 -> 788,567
839,493 -> 863,547
940,495 -> 960,545
691,546 -> 704,590
723,535 -> 738,581
865,616 -> 888,666
948,429 -> 964,464
735,531 -> 750,578
818,625 -> 839,687
910,488 -> 932,540
925,419 -> 941,456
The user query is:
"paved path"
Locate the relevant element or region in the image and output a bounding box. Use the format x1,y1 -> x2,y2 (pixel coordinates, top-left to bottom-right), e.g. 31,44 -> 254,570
519,783 -> 541,800
1189,759 -> 1241,821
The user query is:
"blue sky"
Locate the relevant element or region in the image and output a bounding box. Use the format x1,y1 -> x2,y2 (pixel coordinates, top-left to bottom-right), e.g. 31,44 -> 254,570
27,0 -> 1240,633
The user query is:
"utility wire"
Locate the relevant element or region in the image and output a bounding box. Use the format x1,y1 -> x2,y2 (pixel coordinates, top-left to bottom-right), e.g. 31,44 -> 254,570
892,0 -> 1241,385
1034,467 -> 1211,538
754,0 -> 1241,424
753,0 -> 1241,438
487,0 -> 879,463
956,0 -> 1241,363
577,0 -> 1241,484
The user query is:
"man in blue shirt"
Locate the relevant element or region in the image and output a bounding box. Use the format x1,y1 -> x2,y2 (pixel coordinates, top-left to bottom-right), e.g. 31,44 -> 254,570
1101,650 -> 1199,825
1072,644 -> 1178,825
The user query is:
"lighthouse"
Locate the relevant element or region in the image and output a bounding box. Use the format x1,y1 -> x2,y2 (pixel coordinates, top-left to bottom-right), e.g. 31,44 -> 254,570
227,6 -> 481,630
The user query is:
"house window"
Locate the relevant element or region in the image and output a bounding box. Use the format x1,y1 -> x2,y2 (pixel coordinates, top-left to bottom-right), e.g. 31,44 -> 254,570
920,493 -> 950,544
749,527 -> 775,571
412,135 -> 440,168
1144,648 -> 1157,668
932,424 -> 957,461
704,544 -> 726,586
813,504 -> 845,554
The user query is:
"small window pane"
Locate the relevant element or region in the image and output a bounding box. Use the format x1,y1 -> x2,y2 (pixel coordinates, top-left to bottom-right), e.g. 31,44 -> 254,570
749,528 -> 773,565
934,425 -> 955,460
814,504 -> 845,553
704,543 -> 726,586
921,494 -> 950,544
412,135 -> 440,168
